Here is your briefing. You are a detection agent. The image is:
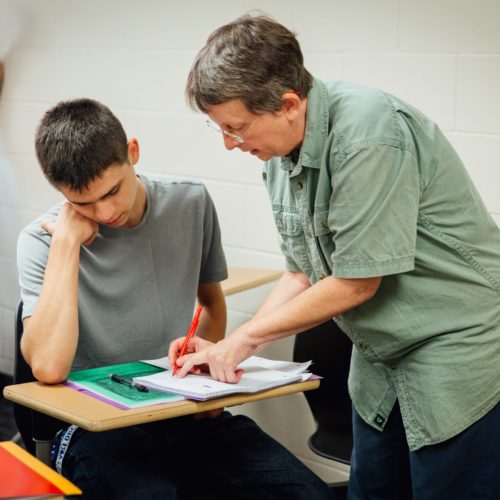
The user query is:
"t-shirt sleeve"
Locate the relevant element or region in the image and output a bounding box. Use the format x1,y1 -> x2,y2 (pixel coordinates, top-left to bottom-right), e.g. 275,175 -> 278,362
16,224 -> 51,319
199,187 -> 228,283
329,144 -> 419,278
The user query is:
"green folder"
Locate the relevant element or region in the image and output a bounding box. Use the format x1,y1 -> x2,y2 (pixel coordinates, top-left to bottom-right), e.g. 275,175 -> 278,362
66,361 -> 184,409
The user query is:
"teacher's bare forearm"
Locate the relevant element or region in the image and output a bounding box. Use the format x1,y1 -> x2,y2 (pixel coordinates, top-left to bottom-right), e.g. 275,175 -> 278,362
244,275 -> 381,347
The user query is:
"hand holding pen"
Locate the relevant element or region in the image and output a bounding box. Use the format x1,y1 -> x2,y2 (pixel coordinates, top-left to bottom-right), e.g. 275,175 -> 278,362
172,305 -> 203,376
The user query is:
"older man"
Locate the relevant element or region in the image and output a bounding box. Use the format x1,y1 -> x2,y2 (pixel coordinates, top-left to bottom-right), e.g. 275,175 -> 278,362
172,14 -> 500,500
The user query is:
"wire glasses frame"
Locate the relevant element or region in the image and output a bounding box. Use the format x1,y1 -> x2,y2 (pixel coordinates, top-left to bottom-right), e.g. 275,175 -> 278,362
205,120 -> 245,144
205,91 -> 300,145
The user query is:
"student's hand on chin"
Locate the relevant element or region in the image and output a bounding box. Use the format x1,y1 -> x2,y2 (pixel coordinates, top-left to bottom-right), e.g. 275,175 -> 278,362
42,202 -> 98,246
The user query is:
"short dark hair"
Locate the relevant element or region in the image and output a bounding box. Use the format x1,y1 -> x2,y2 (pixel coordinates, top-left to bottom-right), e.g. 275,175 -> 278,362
186,14 -> 313,114
35,98 -> 128,191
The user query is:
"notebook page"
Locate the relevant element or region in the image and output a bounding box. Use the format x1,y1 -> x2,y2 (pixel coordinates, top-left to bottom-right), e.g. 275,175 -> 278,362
134,366 -> 304,400
142,355 -> 312,375
238,357 -> 312,375
133,371 -> 244,399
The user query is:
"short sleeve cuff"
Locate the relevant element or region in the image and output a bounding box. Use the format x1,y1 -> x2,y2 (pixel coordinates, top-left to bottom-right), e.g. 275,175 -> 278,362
332,255 -> 415,278
284,259 -> 302,273
199,267 -> 229,284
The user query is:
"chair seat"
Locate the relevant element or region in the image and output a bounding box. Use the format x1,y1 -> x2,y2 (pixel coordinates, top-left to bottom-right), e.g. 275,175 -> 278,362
293,319 -> 353,482
309,428 -> 352,464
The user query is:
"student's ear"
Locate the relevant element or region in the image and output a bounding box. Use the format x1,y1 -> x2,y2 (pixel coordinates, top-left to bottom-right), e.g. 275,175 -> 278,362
127,138 -> 140,165
280,91 -> 302,121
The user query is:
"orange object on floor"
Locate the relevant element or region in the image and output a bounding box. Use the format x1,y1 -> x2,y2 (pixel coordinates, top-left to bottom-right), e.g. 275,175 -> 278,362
0,441 -> 81,498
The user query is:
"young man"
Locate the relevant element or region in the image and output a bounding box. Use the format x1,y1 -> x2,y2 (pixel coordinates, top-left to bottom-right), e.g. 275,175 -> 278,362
174,14 -> 500,500
17,98 -> 333,500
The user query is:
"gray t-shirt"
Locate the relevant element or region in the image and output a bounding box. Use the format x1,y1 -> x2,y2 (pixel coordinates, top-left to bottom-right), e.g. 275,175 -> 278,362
17,173 -> 227,370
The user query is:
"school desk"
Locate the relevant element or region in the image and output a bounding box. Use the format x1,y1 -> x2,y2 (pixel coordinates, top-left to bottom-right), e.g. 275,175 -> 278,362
3,267 -> 320,432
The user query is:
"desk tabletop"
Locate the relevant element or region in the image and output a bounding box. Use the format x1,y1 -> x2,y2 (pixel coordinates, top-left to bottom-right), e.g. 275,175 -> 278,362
3,379 -> 319,432
221,267 -> 282,296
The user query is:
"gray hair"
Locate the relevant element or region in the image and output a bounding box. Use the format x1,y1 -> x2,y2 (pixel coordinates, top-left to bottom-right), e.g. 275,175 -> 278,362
186,14 -> 313,114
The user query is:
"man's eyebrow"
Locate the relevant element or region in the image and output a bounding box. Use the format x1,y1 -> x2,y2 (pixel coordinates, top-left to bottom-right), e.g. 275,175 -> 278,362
224,121 -> 244,130
70,181 -> 122,206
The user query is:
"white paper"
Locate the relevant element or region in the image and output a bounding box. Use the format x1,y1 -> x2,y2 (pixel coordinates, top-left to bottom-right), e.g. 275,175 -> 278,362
137,355 -> 313,400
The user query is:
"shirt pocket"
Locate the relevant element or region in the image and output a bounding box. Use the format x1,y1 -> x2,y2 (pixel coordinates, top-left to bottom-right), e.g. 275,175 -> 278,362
274,210 -> 302,236
313,210 -> 331,236
273,210 -> 309,271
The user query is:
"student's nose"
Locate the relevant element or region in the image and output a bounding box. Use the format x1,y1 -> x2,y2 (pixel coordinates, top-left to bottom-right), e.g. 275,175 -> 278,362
94,201 -> 115,223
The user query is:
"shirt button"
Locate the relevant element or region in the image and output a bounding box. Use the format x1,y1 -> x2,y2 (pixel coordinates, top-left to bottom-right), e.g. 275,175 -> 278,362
319,273 -> 327,280
358,341 -> 368,351
388,362 -> 397,370
306,228 -> 313,238
296,182 -> 303,190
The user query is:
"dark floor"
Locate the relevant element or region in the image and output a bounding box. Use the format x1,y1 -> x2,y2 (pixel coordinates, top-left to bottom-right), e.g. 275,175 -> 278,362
0,372 -> 20,441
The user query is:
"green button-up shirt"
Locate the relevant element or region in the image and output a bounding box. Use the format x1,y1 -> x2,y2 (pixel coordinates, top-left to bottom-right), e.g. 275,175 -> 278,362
263,79 -> 500,450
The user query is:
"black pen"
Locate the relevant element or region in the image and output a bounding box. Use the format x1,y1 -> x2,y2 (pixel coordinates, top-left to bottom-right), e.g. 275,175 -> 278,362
108,374 -> 149,392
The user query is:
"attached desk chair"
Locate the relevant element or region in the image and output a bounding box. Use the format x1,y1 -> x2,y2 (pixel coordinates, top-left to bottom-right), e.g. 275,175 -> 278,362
11,268 -> 354,495
11,268 -> 286,464
14,300 -> 66,463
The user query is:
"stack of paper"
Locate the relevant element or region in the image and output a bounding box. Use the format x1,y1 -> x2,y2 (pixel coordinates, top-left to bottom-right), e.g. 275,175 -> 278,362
134,356 -> 313,401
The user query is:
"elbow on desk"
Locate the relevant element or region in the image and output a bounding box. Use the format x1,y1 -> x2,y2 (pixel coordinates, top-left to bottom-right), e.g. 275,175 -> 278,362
29,357 -> 70,385
21,334 -> 70,384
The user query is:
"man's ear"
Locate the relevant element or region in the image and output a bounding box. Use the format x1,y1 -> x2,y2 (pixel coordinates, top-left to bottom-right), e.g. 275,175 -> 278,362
281,91 -> 302,119
127,138 -> 140,165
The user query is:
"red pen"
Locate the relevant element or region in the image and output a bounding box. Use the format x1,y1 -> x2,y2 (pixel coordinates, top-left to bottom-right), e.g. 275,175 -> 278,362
172,305 -> 203,376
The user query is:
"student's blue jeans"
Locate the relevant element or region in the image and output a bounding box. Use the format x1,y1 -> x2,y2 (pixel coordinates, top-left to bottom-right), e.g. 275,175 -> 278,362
51,411 -> 334,500
348,401 -> 500,500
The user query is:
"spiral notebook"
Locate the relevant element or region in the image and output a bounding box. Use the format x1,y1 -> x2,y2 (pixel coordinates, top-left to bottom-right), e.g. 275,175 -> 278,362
134,356 -> 313,401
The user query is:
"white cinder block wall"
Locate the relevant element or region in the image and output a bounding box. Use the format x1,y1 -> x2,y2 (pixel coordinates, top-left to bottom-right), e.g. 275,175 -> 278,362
1,0 -> 499,482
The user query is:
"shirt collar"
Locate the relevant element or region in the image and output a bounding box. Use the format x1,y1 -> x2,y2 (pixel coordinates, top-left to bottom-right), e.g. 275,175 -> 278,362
280,78 -> 330,177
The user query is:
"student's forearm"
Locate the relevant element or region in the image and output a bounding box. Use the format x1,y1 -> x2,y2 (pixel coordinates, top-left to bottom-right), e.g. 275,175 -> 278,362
196,282 -> 226,343
21,234 -> 81,384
